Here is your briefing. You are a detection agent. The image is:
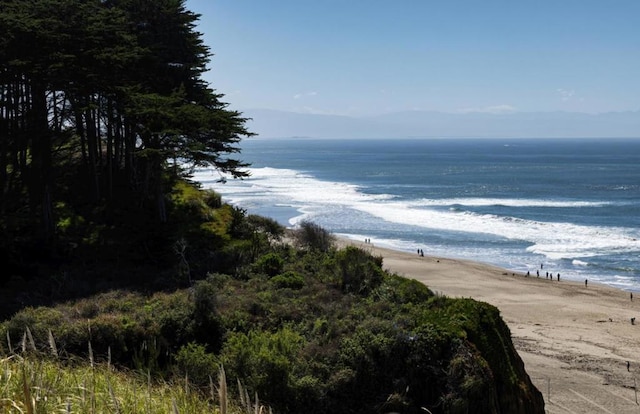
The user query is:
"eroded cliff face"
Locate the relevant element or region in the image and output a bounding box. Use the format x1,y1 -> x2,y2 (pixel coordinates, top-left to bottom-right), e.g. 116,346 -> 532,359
436,299 -> 545,414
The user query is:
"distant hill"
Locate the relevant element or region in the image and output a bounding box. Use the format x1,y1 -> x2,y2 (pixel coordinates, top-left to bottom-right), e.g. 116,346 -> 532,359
242,108 -> 640,139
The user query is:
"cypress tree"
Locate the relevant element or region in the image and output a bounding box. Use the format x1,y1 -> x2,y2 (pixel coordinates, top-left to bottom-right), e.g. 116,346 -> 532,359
0,0 -> 251,278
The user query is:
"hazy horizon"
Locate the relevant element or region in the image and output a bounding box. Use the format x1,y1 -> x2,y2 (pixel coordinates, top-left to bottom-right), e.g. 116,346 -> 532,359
186,1 -> 640,118
241,108 -> 640,139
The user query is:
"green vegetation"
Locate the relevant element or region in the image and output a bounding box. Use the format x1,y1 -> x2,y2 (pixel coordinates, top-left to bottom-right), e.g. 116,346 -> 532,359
0,354 -> 267,413
0,1 -> 544,413
0,182 -> 545,413
0,0 -> 251,313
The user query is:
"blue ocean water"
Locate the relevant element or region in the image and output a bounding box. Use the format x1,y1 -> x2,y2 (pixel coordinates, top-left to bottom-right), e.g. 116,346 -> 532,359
195,138 -> 640,291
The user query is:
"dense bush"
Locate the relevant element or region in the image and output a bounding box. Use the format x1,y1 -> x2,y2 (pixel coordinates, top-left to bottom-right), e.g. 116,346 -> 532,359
270,271 -> 305,289
175,342 -> 219,386
1,290 -> 195,367
255,252 -> 285,277
0,209 -> 544,414
221,328 -> 305,410
334,246 -> 385,294
292,220 -> 335,252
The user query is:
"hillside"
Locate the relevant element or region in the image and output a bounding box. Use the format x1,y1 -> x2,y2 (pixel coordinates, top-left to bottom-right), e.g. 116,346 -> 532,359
1,183 -> 545,413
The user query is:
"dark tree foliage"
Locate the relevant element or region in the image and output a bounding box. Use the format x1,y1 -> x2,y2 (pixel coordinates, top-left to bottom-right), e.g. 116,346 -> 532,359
0,0 -> 251,285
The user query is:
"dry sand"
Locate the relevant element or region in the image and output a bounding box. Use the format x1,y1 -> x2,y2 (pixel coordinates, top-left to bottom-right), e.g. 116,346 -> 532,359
338,237 -> 640,413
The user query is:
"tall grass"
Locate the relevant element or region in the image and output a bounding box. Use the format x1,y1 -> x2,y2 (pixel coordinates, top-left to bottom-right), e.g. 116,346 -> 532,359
1,331 -> 272,414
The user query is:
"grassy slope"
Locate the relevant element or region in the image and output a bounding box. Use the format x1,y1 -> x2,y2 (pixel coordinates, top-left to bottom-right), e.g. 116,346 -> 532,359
0,181 -> 545,413
0,354 -> 261,413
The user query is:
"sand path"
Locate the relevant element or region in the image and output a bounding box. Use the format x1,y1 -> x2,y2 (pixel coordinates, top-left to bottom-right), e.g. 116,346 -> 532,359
339,238 -> 640,413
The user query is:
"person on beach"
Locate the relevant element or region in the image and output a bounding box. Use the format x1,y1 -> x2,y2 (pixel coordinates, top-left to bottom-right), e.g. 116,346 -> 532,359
585,279 -> 588,287
536,270 -> 539,277
557,273 -> 560,281
627,361 -> 631,372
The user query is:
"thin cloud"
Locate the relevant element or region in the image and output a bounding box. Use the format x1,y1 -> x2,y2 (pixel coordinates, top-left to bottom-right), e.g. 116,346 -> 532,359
557,88 -> 575,101
293,91 -> 318,100
294,106 -> 351,116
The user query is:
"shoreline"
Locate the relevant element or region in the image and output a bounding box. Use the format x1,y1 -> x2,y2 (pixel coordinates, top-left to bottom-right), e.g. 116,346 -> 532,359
335,233 -> 639,293
337,236 -> 640,413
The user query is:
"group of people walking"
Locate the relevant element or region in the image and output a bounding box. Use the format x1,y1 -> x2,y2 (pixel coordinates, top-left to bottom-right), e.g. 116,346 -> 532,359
525,263 -> 561,281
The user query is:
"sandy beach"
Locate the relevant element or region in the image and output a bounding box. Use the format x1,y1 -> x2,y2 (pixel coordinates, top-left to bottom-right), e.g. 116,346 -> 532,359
339,237 -> 640,414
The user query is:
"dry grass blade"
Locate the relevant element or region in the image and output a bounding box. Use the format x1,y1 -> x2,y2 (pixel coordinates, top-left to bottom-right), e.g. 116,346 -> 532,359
48,329 -> 58,358
237,378 -> 251,413
218,365 -> 228,414
21,364 -> 34,414
88,341 -> 94,368
2,357 -> 15,395
237,378 -> 246,409
6,331 -> 13,354
209,374 -> 216,405
25,327 -> 36,352
242,383 -> 250,413
3,354 -> 222,413
147,369 -> 152,414
107,376 -> 121,414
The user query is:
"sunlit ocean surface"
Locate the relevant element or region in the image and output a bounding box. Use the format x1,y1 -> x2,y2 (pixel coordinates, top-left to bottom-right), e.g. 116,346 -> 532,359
195,138 -> 640,291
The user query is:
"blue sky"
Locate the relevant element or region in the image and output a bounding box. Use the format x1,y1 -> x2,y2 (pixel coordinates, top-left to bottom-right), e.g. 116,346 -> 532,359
185,1 -> 640,116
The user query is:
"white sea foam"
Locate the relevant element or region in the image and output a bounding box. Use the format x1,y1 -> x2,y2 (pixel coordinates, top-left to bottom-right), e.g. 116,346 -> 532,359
572,260 -> 589,266
357,203 -> 638,260
200,167 -> 640,263
408,198 -> 611,208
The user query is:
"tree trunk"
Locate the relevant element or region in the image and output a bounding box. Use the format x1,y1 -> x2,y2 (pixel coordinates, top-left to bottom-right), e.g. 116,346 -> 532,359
84,100 -> 100,202
0,83 -> 8,211
28,80 -> 54,242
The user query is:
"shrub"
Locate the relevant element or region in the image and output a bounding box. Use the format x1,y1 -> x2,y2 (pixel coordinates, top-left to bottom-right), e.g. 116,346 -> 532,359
2,307 -> 65,349
246,214 -> 285,241
216,239 -> 256,276
377,274 -> 434,304
270,271 -> 305,290
192,279 -> 223,349
293,221 -> 334,252
221,327 -> 305,412
203,189 -> 222,209
255,252 -> 284,277
0,290 -> 197,367
175,342 -> 219,386
334,246 -> 385,294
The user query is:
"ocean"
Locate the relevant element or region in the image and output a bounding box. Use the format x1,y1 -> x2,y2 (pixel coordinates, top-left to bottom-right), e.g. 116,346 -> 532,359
194,137 -> 640,291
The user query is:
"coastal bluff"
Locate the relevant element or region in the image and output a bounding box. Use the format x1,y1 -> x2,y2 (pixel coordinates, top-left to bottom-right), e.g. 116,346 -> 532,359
342,236 -> 640,413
